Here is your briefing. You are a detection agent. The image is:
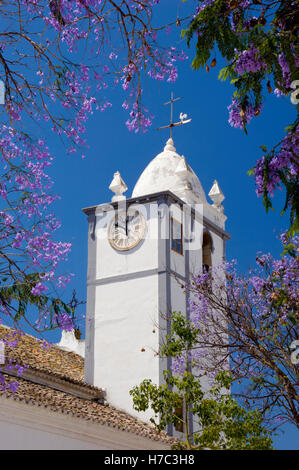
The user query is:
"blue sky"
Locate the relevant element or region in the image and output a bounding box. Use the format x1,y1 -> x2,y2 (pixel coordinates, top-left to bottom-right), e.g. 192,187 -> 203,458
9,1 -> 298,449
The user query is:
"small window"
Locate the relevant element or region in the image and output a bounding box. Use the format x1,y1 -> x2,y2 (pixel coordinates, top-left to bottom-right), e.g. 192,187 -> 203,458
171,217 -> 183,255
202,231 -> 212,271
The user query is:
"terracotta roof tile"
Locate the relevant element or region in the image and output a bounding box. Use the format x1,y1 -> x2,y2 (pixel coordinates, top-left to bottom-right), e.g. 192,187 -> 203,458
0,326 -> 87,385
0,374 -> 175,444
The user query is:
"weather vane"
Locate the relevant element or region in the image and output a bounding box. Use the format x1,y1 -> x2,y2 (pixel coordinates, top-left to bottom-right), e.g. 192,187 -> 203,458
157,91 -> 192,138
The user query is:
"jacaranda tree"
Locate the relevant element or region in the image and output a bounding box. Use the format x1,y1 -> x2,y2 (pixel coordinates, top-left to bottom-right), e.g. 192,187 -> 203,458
0,0 -> 182,391
130,311 -> 274,449
182,0 -> 299,233
185,233 -> 299,429
131,234 -> 298,448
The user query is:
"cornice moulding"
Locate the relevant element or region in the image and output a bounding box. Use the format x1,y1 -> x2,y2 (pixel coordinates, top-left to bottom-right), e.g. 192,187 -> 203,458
1,365 -> 104,401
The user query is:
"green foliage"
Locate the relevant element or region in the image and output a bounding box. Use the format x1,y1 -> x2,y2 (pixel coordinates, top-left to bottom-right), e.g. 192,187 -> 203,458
130,312 -> 273,450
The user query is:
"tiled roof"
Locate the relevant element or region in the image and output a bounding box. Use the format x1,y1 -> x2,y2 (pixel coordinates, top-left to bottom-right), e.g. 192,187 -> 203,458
0,326 -> 175,445
0,325 -> 86,385
0,374 -> 173,443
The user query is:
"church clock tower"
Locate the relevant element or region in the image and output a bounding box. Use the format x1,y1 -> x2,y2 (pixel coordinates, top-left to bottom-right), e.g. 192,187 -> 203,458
82,137 -> 229,429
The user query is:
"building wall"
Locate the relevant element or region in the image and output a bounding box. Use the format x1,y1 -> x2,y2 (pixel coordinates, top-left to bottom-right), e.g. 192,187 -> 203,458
96,202 -> 159,280
93,275 -> 160,422
87,201 -> 161,423
84,193 -> 228,430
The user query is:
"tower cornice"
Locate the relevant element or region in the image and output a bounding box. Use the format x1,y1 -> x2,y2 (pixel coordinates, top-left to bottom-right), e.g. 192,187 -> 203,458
82,190 -> 231,241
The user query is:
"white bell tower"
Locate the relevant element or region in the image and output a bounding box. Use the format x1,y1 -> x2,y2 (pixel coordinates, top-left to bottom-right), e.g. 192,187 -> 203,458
83,137 -> 229,433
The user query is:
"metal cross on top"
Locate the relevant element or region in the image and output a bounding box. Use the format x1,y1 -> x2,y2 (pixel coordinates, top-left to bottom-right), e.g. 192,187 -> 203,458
157,91 -> 192,138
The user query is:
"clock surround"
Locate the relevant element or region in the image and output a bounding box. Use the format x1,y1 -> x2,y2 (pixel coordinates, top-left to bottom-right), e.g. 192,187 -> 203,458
107,208 -> 146,251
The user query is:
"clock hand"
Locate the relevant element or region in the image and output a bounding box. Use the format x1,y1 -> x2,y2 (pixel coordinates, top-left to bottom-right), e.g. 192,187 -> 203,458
126,214 -> 135,236
115,221 -> 126,235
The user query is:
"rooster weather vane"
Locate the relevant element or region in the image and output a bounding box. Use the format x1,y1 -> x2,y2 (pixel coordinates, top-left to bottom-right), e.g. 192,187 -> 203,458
157,91 -> 192,138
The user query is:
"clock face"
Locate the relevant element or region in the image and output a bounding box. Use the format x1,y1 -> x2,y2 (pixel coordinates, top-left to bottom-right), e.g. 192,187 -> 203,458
108,209 -> 146,251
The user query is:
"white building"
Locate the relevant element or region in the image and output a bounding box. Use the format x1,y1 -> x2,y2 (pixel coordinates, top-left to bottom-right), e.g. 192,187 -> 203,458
0,325 -> 173,450
83,137 -> 229,437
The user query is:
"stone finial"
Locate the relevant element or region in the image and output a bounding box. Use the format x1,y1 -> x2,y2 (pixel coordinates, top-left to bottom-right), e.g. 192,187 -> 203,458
209,180 -> 225,212
109,171 -> 128,202
175,156 -> 193,193
164,137 -> 176,152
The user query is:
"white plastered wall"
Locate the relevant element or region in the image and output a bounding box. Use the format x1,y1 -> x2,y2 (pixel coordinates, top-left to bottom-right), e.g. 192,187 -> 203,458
91,201 -> 161,423
0,396 -> 169,450
93,275 -> 160,422
84,194 -> 228,430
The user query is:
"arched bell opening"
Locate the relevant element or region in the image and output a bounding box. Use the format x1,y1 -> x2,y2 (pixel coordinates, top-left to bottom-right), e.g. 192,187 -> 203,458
202,231 -> 213,273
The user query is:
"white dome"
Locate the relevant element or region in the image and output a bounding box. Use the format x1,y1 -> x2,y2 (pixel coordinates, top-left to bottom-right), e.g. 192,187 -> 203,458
132,138 -> 207,204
